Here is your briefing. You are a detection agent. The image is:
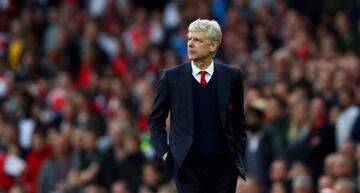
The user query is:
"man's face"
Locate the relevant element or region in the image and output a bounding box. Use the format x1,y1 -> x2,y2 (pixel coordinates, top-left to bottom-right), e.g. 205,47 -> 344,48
187,31 -> 216,61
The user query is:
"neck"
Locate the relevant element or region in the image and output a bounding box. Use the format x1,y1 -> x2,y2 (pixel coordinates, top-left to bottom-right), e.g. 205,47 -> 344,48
193,57 -> 212,70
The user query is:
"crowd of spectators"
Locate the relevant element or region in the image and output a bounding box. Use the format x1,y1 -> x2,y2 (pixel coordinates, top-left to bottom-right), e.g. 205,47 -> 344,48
0,0 -> 359,193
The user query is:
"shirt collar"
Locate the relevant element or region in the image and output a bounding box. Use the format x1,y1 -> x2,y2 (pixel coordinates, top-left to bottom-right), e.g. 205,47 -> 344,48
191,60 -> 214,76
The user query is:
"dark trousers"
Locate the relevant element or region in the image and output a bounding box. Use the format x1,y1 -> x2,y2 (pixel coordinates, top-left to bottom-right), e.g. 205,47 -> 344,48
175,149 -> 238,193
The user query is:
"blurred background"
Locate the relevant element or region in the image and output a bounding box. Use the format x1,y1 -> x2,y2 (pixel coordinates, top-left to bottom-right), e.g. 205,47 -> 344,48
0,0 -> 359,193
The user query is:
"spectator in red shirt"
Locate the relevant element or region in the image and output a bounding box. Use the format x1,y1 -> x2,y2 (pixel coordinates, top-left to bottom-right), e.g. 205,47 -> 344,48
21,129 -> 52,193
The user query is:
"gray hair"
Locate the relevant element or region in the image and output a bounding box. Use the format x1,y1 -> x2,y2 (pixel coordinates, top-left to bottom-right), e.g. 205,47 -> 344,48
188,19 -> 222,44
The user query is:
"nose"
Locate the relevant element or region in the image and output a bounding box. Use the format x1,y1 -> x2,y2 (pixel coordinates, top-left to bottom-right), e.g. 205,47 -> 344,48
188,39 -> 194,47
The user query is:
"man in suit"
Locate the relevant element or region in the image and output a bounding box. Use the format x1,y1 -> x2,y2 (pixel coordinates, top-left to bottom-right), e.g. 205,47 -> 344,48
148,19 -> 247,193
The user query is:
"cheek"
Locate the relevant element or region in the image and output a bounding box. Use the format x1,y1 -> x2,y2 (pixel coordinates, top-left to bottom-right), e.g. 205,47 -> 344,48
198,45 -> 207,51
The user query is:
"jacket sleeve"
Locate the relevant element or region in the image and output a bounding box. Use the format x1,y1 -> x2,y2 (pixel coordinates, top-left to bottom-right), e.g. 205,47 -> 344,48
234,69 -> 247,158
148,71 -> 171,160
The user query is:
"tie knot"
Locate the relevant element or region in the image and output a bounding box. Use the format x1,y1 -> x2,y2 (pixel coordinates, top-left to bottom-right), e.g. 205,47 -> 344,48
200,71 -> 207,76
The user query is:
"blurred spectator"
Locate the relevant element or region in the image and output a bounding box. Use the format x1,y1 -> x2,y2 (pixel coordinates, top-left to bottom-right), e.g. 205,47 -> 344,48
7,19 -> 24,71
112,40 -> 128,79
334,178 -> 355,193
269,159 -> 289,184
339,140 -> 356,159
67,129 -> 101,191
324,153 -> 338,177
245,106 -> 274,189
14,48 -> 41,82
333,12 -> 360,52
264,96 -> 289,158
318,175 -> 334,193
37,132 -> 73,193
335,88 -> 359,149
0,122 -> 18,152
8,185 -> 25,193
111,181 -> 132,193
264,96 -> 288,139
333,153 -> 354,179
21,129 -> 52,193
286,99 -> 311,164
97,118 -> 145,192
0,143 -> 24,192
140,162 -> 165,193
270,181 -> 287,193
288,161 -> 310,180
308,96 -> 336,179
272,81 -> 290,102
292,174 -> 312,193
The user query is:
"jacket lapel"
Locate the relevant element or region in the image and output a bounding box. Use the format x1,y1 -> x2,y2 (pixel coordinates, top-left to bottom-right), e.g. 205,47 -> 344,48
215,63 -> 230,129
179,62 -> 194,134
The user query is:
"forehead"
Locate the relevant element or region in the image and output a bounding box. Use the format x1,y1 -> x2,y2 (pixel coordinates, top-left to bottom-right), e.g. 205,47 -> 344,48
187,31 -> 207,39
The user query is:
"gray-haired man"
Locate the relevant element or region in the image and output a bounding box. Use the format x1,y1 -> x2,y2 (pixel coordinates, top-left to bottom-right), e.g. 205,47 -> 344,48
149,19 -> 247,193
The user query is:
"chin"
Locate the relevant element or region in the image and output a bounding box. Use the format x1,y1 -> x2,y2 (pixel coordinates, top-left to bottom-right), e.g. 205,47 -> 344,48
188,51 -> 198,58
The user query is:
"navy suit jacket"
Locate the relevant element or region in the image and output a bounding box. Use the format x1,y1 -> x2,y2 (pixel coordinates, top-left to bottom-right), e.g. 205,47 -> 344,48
148,62 -> 247,179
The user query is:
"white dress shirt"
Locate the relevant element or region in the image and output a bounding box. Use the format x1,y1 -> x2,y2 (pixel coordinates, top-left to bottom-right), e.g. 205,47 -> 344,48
191,60 -> 214,84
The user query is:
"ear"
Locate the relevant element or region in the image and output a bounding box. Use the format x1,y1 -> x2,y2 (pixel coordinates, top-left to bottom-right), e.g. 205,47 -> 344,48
209,41 -> 219,53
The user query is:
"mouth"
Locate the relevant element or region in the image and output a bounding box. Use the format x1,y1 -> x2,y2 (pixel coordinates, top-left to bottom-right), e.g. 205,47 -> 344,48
188,50 -> 196,54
